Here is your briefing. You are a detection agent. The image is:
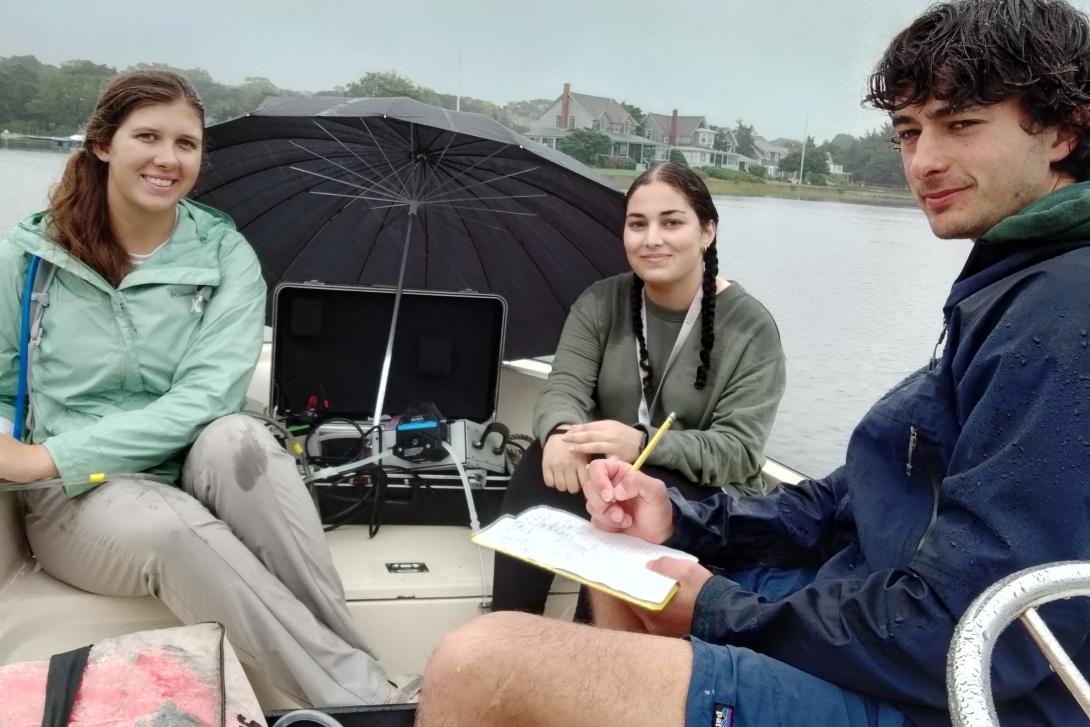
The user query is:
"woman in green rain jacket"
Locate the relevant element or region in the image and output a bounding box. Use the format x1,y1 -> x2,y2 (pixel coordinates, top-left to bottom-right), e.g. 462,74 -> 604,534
0,70 -> 408,707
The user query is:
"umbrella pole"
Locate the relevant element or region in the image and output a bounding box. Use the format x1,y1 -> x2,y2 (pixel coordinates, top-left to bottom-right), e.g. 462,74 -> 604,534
372,202 -> 418,426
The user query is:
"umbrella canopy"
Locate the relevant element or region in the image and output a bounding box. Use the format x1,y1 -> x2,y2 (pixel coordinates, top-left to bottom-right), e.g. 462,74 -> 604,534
194,96 -> 629,361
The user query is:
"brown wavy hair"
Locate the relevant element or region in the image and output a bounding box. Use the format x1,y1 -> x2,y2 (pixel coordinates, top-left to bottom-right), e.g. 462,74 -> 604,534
47,70 -> 205,287
866,0 -> 1090,181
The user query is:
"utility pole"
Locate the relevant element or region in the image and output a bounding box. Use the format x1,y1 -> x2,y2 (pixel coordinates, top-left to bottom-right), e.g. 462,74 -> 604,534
456,50 -> 462,112
798,116 -> 808,184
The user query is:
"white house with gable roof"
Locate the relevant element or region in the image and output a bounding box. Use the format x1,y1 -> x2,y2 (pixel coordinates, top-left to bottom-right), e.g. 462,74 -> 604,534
523,84 -> 662,164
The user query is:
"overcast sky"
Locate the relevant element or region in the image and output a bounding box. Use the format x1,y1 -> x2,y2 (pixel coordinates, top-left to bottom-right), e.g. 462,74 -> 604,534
4,0 -> 1090,141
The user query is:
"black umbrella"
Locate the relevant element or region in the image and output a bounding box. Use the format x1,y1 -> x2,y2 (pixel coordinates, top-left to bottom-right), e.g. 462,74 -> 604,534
195,97 -> 628,375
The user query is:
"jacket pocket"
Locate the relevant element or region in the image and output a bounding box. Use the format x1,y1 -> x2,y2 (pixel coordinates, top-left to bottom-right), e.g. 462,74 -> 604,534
908,425 -> 942,556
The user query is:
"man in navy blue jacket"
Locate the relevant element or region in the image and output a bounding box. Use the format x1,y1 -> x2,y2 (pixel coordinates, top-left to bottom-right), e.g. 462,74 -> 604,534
416,1 -> 1090,726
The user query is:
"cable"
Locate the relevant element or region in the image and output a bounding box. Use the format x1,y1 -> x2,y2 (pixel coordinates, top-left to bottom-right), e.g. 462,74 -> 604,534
441,440 -> 489,608
320,466 -> 389,536
303,417 -> 370,466
308,448 -> 396,483
244,411 -> 313,481
1,472 -> 173,492
417,477 -> 472,527
505,433 -> 534,470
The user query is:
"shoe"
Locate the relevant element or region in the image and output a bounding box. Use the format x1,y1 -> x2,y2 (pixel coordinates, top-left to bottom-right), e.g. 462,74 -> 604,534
385,674 -> 423,704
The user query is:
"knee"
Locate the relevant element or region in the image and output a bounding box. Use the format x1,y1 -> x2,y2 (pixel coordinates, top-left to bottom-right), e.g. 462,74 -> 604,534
424,612 -> 537,690
190,414 -> 263,466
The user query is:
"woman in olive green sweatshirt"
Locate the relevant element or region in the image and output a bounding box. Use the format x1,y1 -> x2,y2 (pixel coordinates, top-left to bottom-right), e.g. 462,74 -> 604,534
492,162 -> 787,615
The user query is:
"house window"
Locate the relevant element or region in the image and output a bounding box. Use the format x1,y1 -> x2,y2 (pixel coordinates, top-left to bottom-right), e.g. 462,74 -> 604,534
624,121 -> 631,135
568,115 -> 576,129
555,115 -> 562,128
700,152 -> 708,162
645,127 -> 652,139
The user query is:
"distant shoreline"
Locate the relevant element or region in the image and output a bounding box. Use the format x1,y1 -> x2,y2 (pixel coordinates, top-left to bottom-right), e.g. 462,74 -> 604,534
600,173 -> 918,209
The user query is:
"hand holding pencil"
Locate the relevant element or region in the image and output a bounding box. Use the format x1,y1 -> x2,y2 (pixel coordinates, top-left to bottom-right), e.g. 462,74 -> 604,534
581,413 -> 678,544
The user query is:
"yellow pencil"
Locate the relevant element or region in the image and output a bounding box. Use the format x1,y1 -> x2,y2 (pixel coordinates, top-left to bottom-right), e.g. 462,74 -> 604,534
631,412 -> 676,473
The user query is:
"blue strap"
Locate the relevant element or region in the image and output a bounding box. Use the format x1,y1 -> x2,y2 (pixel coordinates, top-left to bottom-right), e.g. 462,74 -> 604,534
14,256 -> 42,442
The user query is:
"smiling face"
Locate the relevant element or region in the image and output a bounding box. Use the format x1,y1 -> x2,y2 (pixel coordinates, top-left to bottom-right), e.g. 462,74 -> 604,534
92,100 -> 203,219
892,96 -> 1077,240
624,180 -> 716,294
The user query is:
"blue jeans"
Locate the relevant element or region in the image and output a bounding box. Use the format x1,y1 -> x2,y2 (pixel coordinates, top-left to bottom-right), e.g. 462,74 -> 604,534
684,568 -> 907,727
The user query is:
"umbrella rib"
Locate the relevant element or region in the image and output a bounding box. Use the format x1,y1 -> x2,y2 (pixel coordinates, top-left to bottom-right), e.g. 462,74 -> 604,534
424,201 -> 538,216
420,132 -> 457,201
289,165 -> 402,201
279,188 -> 372,281
422,203 -> 430,289
422,204 -> 493,294
312,119 -> 406,200
307,152 -> 417,202
423,165 -> 541,204
425,192 -> 548,204
423,150 -> 622,243
359,117 -> 409,196
356,204 -> 403,285
288,142 -> 403,201
420,144 -> 509,202
431,163 -> 569,310
310,198 -> 407,211
310,191 -> 408,204
424,205 -> 508,232
439,160 -> 615,275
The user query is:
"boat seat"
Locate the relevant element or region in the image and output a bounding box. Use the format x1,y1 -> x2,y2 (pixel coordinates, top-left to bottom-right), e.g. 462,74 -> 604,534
0,488 -> 578,710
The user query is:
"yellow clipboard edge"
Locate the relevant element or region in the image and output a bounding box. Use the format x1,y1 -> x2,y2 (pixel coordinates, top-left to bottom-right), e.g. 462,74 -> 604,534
471,532 -> 680,612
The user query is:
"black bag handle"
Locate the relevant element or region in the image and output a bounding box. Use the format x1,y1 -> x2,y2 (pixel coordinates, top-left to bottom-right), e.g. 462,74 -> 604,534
42,645 -> 92,727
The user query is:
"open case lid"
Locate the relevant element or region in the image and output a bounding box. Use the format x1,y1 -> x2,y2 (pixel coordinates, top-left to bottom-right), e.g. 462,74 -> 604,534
271,282 -> 507,424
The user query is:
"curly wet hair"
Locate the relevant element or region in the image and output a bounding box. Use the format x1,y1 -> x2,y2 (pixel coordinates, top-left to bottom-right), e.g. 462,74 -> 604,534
625,162 -> 719,397
866,0 -> 1090,181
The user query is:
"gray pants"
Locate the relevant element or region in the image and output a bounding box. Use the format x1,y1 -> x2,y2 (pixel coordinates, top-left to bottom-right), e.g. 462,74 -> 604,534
23,414 -> 389,707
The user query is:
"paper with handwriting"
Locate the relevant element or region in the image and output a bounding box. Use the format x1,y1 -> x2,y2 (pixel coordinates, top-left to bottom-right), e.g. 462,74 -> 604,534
472,505 -> 698,609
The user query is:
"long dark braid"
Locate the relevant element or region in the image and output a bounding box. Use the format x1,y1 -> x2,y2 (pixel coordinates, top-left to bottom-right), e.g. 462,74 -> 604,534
695,243 -> 718,390
630,275 -> 655,399
625,161 -> 720,394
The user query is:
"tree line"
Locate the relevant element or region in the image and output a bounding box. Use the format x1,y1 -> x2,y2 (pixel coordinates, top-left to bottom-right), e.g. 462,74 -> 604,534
1,55 -> 906,187
0,57 -> 533,135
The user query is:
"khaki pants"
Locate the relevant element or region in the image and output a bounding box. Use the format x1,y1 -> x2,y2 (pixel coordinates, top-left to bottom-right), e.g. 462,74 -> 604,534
23,414 -> 388,707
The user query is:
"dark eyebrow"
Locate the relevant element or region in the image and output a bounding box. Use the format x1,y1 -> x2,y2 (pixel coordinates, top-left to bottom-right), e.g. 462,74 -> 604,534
893,103 -> 984,126
660,209 -> 686,216
625,212 -> 646,219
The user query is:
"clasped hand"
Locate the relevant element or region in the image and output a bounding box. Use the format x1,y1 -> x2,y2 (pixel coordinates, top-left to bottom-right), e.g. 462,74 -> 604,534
541,420 -> 643,494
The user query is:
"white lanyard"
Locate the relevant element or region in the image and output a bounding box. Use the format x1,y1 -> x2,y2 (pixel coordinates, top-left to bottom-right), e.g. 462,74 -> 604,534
636,287 -> 703,426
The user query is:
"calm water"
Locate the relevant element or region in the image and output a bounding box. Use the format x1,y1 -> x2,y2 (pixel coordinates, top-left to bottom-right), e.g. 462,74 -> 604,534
0,148 -> 972,478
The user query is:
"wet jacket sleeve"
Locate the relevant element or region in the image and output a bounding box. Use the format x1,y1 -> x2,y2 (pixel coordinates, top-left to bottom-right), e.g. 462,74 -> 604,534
42,234 -> 266,483
533,288 -> 602,442
0,239 -> 28,428
676,278 -> 1090,708
665,468 -> 846,571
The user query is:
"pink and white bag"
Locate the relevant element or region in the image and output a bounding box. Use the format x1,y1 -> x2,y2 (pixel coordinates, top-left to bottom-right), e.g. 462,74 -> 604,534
0,623 -> 267,727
